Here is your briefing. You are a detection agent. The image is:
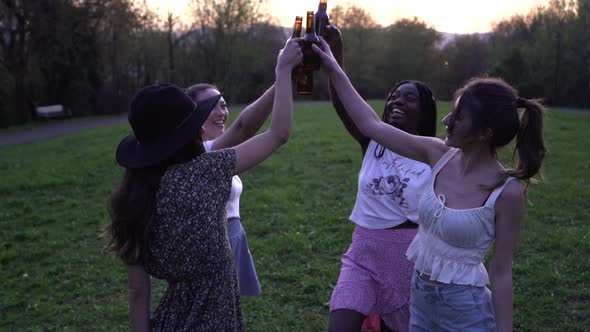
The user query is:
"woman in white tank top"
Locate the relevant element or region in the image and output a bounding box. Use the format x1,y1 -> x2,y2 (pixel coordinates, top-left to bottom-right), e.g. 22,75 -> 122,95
186,83 -> 277,297
314,39 -> 547,332
323,24 -> 438,332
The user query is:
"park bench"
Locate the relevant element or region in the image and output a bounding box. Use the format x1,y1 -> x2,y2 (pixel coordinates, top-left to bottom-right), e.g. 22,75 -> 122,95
36,104 -> 71,119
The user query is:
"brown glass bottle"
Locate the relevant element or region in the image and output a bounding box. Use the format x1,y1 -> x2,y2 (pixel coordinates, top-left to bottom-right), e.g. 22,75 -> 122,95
291,16 -> 306,94
303,12 -> 320,71
291,16 -> 303,37
298,11 -> 320,95
314,0 -> 329,37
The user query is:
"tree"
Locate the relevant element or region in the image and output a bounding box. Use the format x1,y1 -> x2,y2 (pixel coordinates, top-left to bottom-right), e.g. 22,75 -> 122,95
187,0 -> 281,101
440,34 -> 491,98
328,4 -> 344,28
332,5 -> 381,98
489,0 -> 587,105
335,5 -> 378,29
580,0 -> 590,106
28,1 -> 105,116
0,0 -> 35,125
376,18 -> 441,97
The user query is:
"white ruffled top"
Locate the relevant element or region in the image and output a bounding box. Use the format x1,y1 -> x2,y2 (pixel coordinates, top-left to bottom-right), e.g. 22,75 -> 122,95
406,148 -> 515,286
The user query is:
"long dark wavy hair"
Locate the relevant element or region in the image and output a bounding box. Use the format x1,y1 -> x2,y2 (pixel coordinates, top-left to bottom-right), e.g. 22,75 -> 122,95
374,80 -> 438,158
104,139 -> 205,265
448,77 -> 547,185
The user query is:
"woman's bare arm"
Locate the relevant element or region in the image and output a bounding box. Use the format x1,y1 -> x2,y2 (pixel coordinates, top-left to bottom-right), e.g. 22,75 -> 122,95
323,25 -> 370,152
127,264 -> 151,332
490,181 -> 525,332
210,85 -> 275,150
313,37 -> 447,166
233,38 -> 301,174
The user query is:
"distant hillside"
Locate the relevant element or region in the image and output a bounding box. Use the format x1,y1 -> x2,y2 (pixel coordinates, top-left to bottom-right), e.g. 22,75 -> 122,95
437,31 -> 492,48
279,25 -> 492,49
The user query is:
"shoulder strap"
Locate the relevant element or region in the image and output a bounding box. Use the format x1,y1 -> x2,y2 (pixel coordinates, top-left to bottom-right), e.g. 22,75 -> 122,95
485,177 -> 516,207
432,148 -> 459,175
203,139 -> 214,152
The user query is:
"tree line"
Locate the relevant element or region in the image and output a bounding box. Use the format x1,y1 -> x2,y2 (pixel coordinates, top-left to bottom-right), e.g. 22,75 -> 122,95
0,0 -> 588,127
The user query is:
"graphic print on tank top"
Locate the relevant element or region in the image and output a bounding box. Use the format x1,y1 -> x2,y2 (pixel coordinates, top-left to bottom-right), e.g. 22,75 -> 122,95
367,174 -> 410,208
364,156 -> 427,209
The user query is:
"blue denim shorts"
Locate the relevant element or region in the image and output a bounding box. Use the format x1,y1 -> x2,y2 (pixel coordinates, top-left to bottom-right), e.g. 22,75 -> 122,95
409,271 -> 496,331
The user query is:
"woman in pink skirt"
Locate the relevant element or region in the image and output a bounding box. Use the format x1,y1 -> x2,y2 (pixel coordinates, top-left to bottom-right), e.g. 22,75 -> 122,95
322,25 -> 437,332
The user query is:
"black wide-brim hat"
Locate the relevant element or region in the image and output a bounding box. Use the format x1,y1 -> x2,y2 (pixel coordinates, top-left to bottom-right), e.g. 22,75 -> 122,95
116,83 -> 222,169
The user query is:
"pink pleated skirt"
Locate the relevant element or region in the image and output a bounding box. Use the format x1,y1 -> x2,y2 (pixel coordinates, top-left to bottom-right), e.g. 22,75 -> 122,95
330,225 -> 418,332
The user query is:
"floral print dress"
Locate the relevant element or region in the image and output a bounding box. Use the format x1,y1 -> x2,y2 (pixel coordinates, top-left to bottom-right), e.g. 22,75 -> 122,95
146,149 -> 244,331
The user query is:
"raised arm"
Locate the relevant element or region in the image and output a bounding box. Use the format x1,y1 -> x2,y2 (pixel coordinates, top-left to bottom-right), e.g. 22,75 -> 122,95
489,181 -> 525,332
127,264 -> 150,332
233,38 -> 302,174
323,25 -> 370,153
210,84 -> 275,150
312,37 -> 446,166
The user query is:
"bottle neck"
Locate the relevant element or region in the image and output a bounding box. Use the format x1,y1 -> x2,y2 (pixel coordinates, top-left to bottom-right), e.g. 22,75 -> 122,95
306,16 -> 315,33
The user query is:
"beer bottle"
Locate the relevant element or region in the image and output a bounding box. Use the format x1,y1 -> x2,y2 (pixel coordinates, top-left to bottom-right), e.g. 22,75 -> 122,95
315,0 -> 329,37
291,16 -> 303,37
303,11 -> 320,71
298,11 -> 320,95
291,16 -> 306,93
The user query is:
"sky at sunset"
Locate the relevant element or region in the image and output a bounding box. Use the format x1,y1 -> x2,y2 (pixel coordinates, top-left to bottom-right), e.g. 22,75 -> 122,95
145,0 -> 552,34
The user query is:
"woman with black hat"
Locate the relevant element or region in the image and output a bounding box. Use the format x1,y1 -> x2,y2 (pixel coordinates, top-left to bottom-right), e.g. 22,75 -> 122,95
104,38 -> 302,331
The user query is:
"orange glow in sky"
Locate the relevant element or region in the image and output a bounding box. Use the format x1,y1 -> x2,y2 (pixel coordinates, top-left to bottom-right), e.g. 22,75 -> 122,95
145,0 -> 551,34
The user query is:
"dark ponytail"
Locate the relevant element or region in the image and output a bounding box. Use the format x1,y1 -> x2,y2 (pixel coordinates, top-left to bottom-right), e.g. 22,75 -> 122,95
452,78 -> 548,188
507,97 -> 547,184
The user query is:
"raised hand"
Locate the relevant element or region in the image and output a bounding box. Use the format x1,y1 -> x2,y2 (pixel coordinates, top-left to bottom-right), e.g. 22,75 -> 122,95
277,37 -> 303,72
311,36 -> 340,74
322,24 -> 343,63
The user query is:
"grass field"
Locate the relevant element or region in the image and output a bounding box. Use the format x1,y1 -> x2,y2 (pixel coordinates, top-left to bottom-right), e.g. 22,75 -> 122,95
0,101 -> 589,331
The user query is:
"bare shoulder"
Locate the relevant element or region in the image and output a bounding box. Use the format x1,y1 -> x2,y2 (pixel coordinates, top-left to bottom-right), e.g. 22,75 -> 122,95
495,179 -> 526,218
422,136 -> 452,167
499,179 -> 526,202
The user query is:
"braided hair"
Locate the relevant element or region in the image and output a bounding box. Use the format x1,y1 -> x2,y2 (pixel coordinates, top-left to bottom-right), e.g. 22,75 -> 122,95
374,80 -> 437,158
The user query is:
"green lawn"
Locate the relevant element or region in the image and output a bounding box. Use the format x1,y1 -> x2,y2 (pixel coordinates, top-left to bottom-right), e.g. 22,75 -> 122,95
0,102 -> 588,331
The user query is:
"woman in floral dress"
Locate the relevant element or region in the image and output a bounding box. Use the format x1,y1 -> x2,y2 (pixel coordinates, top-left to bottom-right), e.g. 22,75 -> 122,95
104,38 -> 302,331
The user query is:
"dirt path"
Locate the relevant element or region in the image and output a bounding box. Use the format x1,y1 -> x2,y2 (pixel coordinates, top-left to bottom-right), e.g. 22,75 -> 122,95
0,115 -> 127,147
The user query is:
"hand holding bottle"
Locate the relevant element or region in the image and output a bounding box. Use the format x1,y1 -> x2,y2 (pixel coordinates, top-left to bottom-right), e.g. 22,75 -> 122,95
322,24 -> 343,66
311,36 -> 340,74
322,24 -> 343,58
277,37 -> 304,73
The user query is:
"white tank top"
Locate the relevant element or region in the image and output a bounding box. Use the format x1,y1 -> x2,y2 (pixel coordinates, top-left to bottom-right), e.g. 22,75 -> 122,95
349,140 -> 431,229
203,140 -> 242,219
406,148 -> 516,286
